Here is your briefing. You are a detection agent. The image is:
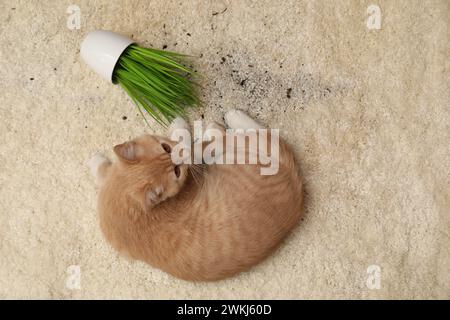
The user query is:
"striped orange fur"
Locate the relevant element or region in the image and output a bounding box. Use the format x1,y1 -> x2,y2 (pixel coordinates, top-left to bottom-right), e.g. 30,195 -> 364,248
92,112 -> 303,281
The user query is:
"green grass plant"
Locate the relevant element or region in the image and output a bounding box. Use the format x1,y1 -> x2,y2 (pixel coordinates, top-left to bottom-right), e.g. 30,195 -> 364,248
113,44 -> 200,126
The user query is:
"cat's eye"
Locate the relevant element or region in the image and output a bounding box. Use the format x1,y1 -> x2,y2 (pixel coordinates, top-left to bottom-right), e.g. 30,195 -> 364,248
161,143 -> 171,153
174,165 -> 181,178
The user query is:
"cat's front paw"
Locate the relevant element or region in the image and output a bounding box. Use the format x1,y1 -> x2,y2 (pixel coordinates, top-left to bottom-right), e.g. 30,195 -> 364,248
225,109 -> 263,129
87,153 -> 110,179
170,117 -> 189,130
204,122 -> 225,140
169,117 -> 190,140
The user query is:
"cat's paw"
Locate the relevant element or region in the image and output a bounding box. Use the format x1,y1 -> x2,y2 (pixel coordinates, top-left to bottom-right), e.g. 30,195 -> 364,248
170,117 -> 189,131
204,122 -> 225,140
224,109 -> 263,129
87,153 -> 110,179
169,117 -> 190,140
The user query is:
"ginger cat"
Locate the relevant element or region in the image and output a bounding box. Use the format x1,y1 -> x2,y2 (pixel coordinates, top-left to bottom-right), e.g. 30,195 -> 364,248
88,110 -> 303,281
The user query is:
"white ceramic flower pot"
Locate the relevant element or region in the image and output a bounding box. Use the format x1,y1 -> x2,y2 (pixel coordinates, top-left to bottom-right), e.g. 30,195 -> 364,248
80,30 -> 134,83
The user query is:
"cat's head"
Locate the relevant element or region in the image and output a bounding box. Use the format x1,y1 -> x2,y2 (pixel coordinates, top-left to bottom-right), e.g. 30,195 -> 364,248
113,134 -> 189,210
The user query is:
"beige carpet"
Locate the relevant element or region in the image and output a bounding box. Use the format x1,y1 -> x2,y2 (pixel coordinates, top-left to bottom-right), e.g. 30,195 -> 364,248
0,0 -> 448,299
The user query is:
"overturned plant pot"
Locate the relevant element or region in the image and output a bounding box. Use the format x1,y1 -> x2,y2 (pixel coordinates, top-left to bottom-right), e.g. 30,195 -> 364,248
80,30 -> 200,125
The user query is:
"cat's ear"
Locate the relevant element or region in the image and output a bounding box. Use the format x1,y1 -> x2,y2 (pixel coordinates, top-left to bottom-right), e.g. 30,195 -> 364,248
145,186 -> 165,209
114,141 -> 138,163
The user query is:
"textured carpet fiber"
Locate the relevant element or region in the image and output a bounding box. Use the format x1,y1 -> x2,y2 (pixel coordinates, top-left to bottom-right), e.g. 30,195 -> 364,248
0,0 -> 448,299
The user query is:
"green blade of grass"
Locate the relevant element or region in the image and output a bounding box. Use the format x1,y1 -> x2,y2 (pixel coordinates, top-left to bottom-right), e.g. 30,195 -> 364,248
113,44 -> 200,126
117,68 -> 186,118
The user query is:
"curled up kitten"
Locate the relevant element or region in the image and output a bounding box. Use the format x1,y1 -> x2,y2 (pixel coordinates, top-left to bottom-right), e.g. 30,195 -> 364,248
88,110 -> 303,281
